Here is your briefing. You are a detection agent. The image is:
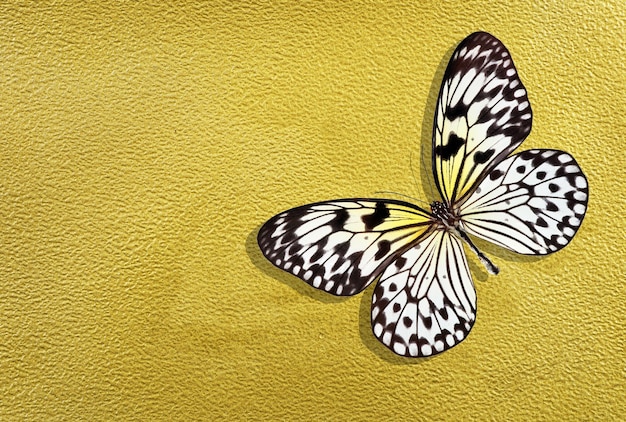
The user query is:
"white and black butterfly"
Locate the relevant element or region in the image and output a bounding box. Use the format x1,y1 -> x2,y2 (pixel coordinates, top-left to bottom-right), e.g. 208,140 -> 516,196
257,32 -> 588,357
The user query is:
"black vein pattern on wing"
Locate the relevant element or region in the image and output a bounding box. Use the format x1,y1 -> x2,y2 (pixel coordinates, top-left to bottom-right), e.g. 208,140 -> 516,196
258,199 -> 433,296
459,150 -> 589,254
432,32 -> 533,205
450,56 -> 526,202
440,39 -> 504,201
371,231 -> 440,356
447,236 -> 475,317
371,231 -> 476,356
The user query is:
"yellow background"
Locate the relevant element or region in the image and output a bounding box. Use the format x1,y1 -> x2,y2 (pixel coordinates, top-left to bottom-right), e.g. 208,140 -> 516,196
1,2 -> 624,420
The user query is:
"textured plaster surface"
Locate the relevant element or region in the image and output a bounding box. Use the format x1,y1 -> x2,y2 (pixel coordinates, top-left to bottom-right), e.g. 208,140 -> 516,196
0,2 -> 624,420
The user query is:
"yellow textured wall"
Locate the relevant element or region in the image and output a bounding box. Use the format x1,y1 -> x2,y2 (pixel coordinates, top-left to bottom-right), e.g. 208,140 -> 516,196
0,2 -> 624,420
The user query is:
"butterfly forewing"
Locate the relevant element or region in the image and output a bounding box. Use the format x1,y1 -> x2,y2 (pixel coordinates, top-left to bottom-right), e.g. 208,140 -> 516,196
433,32 -> 533,205
258,199 -> 432,296
459,149 -> 589,254
371,230 -> 476,357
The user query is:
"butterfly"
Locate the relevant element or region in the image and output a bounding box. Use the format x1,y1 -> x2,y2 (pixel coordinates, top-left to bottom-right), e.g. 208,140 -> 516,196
257,32 -> 588,357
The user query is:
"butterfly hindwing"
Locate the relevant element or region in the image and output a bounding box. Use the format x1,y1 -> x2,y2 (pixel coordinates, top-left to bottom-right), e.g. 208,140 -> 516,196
459,149 -> 589,255
433,32 -> 533,204
258,199 -> 432,296
371,230 -> 476,357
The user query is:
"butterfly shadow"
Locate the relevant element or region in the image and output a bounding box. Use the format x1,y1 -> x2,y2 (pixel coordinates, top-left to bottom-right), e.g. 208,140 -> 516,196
246,224 -> 350,304
415,43 -> 457,203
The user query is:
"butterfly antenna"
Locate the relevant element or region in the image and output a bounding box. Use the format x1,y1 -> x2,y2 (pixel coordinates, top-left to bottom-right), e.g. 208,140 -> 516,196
409,149 -> 419,192
410,148 -> 435,203
417,148 -> 436,202
374,191 -> 430,207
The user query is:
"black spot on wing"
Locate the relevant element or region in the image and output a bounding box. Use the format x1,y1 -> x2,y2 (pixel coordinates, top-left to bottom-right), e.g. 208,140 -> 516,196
489,169 -> 503,180
362,201 -> 390,230
288,243 -> 302,255
547,153 -> 563,165
331,208 -> 349,230
395,256 -> 407,269
422,314 -> 433,330
444,104 -> 465,121
435,133 -> 465,160
375,240 -> 391,260
519,150 -> 537,161
311,245 -> 325,262
473,149 -> 495,165
349,266 -> 363,286
334,241 -> 350,256
453,321 -> 470,337
331,256 -> 344,271
566,173 -> 578,186
440,307 -> 449,320
403,317 -> 413,328
282,230 -> 296,243
532,154 -> 545,167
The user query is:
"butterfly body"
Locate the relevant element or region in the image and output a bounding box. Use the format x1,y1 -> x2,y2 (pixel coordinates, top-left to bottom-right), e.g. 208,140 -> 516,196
258,32 -> 588,357
430,200 -> 459,229
431,199 -> 500,275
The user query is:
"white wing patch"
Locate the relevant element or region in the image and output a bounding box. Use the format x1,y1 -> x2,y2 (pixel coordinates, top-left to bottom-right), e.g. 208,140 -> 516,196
371,230 -> 476,357
258,199 -> 431,296
433,32 -> 533,204
459,150 -> 589,254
